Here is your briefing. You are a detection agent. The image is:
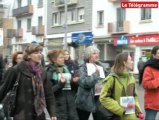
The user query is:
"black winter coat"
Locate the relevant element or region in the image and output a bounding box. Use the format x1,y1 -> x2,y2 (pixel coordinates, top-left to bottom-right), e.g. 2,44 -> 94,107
46,64 -> 79,120
0,61 -> 56,120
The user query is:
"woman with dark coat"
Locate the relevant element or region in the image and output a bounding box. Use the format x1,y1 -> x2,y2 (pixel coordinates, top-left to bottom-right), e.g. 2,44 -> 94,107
64,50 -> 80,92
46,50 -> 79,120
0,44 -> 57,120
2,51 -> 23,120
75,45 -> 107,120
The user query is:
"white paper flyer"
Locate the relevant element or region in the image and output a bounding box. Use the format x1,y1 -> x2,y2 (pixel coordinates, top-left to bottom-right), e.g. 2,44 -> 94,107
86,63 -> 105,78
120,96 -> 135,114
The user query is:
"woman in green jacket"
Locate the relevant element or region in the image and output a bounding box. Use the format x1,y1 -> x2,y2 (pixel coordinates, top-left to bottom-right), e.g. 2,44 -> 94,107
100,52 -> 144,120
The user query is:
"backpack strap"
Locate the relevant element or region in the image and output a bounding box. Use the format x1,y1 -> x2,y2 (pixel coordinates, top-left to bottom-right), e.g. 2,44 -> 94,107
12,72 -> 21,91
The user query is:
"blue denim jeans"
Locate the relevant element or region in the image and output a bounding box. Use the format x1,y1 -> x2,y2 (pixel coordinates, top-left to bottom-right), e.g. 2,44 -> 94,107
145,109 -> 158,120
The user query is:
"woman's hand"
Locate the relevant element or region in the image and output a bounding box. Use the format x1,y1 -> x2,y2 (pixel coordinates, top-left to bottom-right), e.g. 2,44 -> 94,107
51,116 -> 57,120
60,76 -> 66,83
93,63 -> 100,73
136,113 -> 144,119
73,76 -> 80,82
59,73 -> 66,83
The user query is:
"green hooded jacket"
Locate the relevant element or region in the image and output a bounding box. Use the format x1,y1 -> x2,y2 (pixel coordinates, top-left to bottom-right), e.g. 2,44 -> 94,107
99,72 -> 142,120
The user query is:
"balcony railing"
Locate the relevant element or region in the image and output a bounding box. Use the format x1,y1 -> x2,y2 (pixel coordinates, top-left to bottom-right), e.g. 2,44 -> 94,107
32,25 -> 45,36
54,0 -> 78,7
2,18 -> 14,28
7,29 -> 16,38
15,28 -> 23,38
13,5 -> 33,17
108,21 -> 130,34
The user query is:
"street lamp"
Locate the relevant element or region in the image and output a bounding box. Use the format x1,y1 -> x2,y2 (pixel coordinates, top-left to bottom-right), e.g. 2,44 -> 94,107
63,0 -> 68,50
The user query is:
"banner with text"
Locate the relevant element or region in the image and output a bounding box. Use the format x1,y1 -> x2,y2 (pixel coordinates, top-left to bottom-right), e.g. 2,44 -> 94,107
129,35 -> 159,46
114,34 -> 159,46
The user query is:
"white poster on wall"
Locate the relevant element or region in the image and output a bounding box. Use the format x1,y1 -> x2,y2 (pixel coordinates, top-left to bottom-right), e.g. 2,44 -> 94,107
0,28 -> 3,46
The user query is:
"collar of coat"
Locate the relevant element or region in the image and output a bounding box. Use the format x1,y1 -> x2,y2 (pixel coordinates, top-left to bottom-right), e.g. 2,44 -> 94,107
16,61 -> 39,78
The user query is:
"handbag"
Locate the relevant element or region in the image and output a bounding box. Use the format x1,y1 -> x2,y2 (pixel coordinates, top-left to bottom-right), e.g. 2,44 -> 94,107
98,77 -> 120,120
2,73 -> 21,117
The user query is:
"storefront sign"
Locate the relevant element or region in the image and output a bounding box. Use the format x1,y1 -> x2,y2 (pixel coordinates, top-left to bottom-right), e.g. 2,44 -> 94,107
114,36 -> 129,46
114,34 -> 159,46
72,32 -> 93,45
129,35 -> 159,46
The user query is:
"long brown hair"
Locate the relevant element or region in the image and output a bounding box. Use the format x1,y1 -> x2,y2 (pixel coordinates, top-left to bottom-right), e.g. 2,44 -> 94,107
112,52 -> 129,75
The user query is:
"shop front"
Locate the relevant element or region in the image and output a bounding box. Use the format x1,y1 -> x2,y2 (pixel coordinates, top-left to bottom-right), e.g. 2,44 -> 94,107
114,34 -> 159,73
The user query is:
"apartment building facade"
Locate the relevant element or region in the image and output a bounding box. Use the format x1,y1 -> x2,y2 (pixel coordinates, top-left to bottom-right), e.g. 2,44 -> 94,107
46,0 -> 159,73
93,0 -> 159,73
0,0 -> 15,55
11,0 -> 45,53
46,0 -> 93,59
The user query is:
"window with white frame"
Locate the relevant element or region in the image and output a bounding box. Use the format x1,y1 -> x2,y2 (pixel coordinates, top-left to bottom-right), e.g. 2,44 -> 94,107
52,12 -> 58,26
17,20 -> 21,29
38,0 -> 43,7
116,8 -> 125,32
67,9 -> 76,23
38,0 -> 43,4
141,8 -> 151,20
60,11 -> 65,25
97,44 -> 105,60
38,16 -> 43,26
27,18 -> 31,31
97,10 -> 104,26
18,0 -> 21,8
28,0 -> 31,5
77,7 -> 84,22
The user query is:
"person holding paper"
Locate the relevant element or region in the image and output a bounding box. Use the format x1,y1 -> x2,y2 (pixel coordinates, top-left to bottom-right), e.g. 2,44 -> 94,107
46,50 -> 79,120
142,45 -> 159,120
75,45 -> 107,120
100,52 -> 144,120
64,50 -> 80,92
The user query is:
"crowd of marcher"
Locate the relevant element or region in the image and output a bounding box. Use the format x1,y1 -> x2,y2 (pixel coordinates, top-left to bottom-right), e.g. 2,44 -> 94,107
0,43 -> 159,120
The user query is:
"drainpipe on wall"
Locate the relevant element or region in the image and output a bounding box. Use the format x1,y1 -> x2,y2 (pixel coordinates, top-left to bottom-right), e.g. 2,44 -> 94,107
63,0 -> 68,50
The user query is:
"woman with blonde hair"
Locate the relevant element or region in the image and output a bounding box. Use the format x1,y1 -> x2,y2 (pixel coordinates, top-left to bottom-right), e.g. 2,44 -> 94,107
0,44 -> 57,120
100,52 -> 144,120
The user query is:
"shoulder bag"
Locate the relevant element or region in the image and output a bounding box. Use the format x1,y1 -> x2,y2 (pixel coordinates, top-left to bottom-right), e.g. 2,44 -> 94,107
2,72 -> 21,117
98,77 -> 120,120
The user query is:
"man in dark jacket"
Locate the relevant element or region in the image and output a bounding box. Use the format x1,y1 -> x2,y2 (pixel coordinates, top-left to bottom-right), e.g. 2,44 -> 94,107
138,57 -> 144,85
